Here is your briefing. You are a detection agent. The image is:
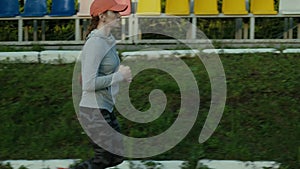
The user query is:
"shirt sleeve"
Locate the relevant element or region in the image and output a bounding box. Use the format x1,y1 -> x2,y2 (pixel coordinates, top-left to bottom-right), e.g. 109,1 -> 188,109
81,37 -> 124,92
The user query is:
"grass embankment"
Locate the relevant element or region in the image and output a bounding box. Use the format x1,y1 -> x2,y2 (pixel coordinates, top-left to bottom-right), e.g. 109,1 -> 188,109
0,53 -> 299,168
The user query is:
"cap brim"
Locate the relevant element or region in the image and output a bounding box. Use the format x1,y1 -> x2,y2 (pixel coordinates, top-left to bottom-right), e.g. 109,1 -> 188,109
109,4 -> 128,12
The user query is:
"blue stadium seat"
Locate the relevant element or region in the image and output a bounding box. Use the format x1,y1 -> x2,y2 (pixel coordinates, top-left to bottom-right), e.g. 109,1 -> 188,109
21,0 -> 47,17
0,0 -> 19,17
49,0 -> 75,16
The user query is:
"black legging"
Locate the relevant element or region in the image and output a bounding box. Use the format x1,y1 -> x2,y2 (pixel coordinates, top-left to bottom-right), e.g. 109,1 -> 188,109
78,107 -> 124,169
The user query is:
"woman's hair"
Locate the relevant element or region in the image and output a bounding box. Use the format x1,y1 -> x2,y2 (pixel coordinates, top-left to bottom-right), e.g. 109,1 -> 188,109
85,16 -> 100,39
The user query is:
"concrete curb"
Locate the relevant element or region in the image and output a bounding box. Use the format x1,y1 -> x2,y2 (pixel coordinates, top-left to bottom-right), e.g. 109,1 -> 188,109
40,51 -> 81,64
197,159 -> 280,169
201,48 -> 280,54
0,159 -> 280,169
282,48 -> 300,53
0,48 -> 299,64
0,52 -> 39,63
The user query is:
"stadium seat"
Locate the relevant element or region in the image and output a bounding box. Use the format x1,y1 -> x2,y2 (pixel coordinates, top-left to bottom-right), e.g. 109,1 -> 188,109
77,0 -> 94,16
165,0 -> 190,15
250,0 -> 277,15
194,0 -> 218,15
279,0 -> 300,14
222,0 -> 248,14
115,0 -> 132,16
77,0 -> 131,16
136,0 -> 161,15
21,0 -> 47,17
0,0 -> 19,17
49,0 -> 75,16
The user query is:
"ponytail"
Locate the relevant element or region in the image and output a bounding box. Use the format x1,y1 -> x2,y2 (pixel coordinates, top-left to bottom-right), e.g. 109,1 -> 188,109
85,16 -> 100,39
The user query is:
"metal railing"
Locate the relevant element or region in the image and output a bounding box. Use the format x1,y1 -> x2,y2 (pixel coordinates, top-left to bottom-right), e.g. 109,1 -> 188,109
0,14 -> 299,47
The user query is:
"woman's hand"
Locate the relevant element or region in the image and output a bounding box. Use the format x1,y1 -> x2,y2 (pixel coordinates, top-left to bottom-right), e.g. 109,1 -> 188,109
118,65 -> 132,83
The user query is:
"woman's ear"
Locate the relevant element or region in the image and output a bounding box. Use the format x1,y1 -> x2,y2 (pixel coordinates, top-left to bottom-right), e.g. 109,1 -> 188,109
98,14 -> 106,22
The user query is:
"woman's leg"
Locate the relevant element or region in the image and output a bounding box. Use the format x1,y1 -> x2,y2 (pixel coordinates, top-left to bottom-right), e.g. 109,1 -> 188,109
73,107 -> 123,169
91,109 -> 124,168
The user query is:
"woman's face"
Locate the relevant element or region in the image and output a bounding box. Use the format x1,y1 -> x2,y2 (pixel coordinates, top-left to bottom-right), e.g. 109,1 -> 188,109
102,11 -> 121,28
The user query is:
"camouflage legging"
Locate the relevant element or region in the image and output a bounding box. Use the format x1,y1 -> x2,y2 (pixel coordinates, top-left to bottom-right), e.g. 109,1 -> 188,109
78,107 -> 124,169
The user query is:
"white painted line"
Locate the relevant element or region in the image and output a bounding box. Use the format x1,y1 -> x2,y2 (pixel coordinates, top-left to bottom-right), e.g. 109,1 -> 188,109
0,52 -> 39,63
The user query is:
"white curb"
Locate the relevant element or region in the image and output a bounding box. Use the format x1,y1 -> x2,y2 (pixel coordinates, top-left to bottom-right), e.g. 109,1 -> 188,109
40,50 -> 81,64
0,52 -> 39,63
107,160 -> 186,169
121,50 -> 199,60
0,48 -> 299,64
1,159 -> 281,169
122,50 -> 200,56
197,159 -> 280,169
201,48 -> 280,54
282,48 -> 300,53
1,159 -> 78,169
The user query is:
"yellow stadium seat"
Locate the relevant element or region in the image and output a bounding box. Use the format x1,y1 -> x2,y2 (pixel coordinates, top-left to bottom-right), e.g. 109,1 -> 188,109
194,0 -> 219,15
250,0 -> 277,14
279,0 -> 300,14
136,0 -> 161,15
222,0 -> 248,14
165,0 -> 190,15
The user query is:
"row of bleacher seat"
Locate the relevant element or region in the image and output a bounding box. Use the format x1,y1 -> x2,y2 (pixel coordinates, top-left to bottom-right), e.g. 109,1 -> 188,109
0,0 -> 76,17
1,0 -> 300,18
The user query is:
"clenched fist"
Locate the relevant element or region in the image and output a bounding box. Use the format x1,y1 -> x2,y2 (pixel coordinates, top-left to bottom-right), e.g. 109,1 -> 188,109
118,65 -> 132,83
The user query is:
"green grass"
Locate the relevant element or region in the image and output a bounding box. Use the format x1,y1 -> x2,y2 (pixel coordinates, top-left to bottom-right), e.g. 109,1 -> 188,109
0,53 -> 299,168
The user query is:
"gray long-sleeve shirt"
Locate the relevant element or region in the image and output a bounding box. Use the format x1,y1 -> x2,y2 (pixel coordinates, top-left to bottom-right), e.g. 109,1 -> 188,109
79,29 -> 124,112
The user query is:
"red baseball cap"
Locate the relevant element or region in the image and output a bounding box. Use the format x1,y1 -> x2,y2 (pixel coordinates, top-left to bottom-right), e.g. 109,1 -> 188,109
90,0 -> 128,17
